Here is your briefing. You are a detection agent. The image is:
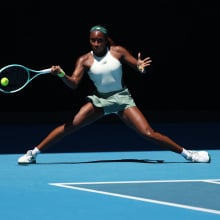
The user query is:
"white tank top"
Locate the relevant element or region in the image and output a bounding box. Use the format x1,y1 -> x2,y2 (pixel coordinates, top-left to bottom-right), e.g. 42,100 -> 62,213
87,50 -> 123,93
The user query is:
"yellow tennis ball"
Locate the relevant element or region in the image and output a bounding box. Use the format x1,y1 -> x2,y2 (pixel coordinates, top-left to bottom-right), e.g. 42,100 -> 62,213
1,77 -> 9,86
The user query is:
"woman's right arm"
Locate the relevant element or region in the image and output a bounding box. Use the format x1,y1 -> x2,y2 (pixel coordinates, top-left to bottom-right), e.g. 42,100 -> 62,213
51,55 -> 87,90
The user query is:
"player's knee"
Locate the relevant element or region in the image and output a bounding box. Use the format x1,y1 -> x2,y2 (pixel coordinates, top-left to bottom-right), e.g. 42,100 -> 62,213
141,129 -> 155,139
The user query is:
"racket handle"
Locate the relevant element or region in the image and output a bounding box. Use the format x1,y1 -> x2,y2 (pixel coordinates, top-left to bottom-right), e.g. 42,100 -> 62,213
40,68 -> 51,73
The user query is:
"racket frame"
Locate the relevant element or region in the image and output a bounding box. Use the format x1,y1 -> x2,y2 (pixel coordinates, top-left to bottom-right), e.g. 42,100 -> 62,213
0,64 -> 51,93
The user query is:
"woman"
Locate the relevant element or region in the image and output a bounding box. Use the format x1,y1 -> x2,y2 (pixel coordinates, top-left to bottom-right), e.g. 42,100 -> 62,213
18,24 -> 210,164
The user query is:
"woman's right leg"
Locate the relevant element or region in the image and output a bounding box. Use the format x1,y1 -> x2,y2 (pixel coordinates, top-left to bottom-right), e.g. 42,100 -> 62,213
17,102 -> 104,164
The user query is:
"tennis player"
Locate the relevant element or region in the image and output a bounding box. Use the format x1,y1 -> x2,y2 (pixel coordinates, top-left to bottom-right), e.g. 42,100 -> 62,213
18,24 -> 211,164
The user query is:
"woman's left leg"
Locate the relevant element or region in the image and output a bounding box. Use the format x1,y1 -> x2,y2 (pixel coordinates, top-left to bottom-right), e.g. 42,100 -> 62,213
118,106 -> 184,154
118,106 -> 211,163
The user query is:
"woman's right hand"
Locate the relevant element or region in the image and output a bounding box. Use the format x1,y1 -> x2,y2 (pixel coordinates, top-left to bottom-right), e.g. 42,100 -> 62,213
50,65 -> 62,75
50,65 -> 65,78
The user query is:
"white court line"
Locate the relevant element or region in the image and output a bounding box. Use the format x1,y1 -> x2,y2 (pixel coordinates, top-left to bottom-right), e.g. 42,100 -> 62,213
50,179 -> 220,185
49,179 -> 220,215
203,180 -> 220,185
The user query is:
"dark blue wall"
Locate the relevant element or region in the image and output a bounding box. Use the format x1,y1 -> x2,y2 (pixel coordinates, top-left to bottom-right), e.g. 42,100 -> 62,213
1,111 -> 219,154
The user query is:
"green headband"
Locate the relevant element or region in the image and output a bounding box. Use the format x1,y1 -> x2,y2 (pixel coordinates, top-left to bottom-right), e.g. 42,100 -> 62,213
90,25 -> 108,35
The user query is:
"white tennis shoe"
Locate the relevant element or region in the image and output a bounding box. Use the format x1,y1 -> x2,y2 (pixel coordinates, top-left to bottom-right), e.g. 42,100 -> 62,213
186,150 -> 211,163
18,150 -> 36,165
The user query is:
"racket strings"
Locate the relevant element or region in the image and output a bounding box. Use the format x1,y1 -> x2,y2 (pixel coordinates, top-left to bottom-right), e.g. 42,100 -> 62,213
0,66 -> 29,92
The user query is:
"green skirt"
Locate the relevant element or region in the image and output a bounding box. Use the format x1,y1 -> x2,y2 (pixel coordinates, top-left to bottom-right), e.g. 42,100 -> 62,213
86,88 -> 136,114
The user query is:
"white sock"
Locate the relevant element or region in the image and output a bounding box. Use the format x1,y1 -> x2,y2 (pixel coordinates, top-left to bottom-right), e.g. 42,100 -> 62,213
181,148 -> 190,158
32,147 -> 40,157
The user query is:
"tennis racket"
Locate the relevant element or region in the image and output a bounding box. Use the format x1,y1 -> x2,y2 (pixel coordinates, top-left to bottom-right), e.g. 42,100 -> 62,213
0,64 -> 51,93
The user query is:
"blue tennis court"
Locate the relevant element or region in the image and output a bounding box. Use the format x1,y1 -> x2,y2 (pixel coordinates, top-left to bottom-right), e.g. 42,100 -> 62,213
1,120 -> 220,220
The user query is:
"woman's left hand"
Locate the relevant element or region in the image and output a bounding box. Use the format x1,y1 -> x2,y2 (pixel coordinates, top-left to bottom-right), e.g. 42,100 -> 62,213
137,52 -> 152,73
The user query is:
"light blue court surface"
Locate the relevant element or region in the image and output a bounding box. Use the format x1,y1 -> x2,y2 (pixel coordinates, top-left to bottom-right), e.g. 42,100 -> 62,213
1,150 -> 220,220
